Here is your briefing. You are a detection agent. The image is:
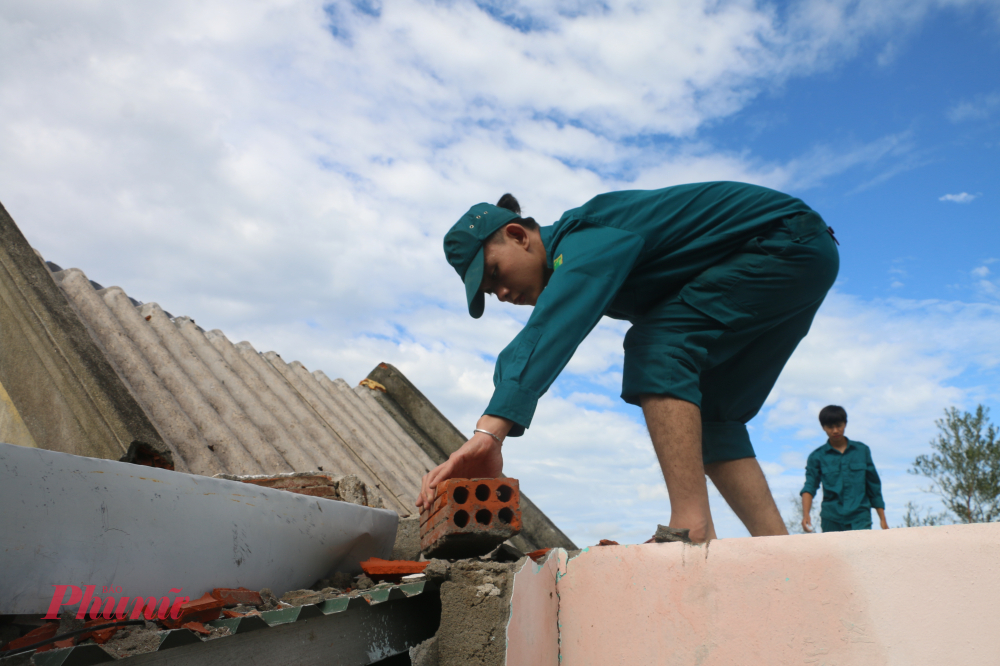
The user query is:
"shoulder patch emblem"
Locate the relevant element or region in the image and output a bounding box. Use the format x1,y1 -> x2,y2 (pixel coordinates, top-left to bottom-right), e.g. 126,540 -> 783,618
553,254 -> 563,271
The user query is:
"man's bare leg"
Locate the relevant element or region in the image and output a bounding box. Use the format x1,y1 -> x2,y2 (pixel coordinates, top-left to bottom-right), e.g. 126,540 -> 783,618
641,395 -> 717,542
704,458 -> 787,537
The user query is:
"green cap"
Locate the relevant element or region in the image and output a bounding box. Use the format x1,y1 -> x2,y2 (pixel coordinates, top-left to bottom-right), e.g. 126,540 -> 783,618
443,203 -> 520,318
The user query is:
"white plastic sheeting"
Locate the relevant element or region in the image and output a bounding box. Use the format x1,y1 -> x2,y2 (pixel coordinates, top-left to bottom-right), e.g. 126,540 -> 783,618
0,442 -> 399,614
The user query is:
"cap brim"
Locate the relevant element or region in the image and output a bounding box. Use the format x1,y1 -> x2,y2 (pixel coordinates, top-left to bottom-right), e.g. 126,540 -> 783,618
464,247 -> 486,319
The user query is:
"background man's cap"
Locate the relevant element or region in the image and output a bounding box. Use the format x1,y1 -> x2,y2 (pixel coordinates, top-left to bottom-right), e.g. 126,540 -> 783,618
443,203 -> 520,318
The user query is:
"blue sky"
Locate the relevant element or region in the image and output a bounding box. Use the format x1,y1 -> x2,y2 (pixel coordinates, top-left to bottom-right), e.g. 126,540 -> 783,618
0,0 -> 998,543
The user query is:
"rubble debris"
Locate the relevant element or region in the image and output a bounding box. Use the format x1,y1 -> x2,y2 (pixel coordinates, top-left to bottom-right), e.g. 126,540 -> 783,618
360,557 -> 429,583
484,542 -> 525,563
313,571 -> 354,591
598,539 -> 620,546
1,622 -> 57,654
100,622 -> 163,660
213,471 -> 385,509
420,478 -> 522,559
1,576 -> 423,663
181,621 -> 212,636
409,634 -> 439,666
391,515 -> 421,561
161,593 -> 225,628
280,590 -> 327,607
436,560 -> 519,665
527,548 -> 553,563
423,559 -> 450,584
259,588 -> 280,611
210,587 -> 263,607
651,525 -> 692,544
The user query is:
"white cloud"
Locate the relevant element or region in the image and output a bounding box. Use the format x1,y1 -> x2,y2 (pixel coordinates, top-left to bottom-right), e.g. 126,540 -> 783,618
972,266 -> 991,278
947,92 -> 1000,123
2,0 -> 999,544
938,192 -> 978,203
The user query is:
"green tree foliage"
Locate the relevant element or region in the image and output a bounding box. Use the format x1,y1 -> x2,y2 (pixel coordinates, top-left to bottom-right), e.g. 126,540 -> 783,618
897,501 -> 950,528
910,406 -> 1000,524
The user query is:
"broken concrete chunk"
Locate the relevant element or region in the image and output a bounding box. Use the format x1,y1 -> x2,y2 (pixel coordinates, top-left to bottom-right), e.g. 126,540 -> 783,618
213,471 -> 385,509
475,583 -> 501,597
391,515 -> 421,561
354,574 -> 375,591
280,589 -> 326,607
259,588 -> 280,611
437,560 -> 519,666
409,634 -> 439,666
101,623 -> 164,660
423,559 -> 450,583
652,524 -> 692,544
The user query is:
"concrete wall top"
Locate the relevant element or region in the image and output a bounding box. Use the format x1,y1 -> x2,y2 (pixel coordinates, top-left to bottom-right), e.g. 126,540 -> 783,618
506,522 -> 1000,665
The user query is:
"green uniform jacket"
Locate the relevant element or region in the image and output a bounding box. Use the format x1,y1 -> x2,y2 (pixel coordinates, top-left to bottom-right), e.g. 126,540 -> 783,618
801,439 -> 886,520
485,181 -> 815,435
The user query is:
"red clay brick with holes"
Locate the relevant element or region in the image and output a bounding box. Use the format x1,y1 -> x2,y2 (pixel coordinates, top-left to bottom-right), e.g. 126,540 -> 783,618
419,478 -> 521,558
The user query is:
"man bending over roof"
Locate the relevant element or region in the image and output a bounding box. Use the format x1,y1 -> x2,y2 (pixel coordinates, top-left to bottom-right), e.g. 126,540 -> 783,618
416,182 -> 840,542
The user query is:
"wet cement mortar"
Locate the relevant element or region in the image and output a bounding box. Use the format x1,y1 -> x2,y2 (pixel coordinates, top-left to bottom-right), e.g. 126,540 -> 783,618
423,558 -> 521,666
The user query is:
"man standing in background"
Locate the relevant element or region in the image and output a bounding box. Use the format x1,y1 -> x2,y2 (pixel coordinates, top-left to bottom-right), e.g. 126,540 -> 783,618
801,405 -> 889,532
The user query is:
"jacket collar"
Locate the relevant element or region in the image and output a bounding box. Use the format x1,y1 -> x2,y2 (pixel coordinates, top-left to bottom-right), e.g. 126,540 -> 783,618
822,438 -> 855,454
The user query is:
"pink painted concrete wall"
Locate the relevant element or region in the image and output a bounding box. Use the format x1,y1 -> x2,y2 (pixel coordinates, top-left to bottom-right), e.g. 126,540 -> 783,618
507,523 -> 1000,665
506,551 -> 561,666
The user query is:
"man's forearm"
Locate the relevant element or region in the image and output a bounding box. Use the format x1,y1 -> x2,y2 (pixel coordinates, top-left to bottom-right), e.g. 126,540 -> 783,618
801,492 -> 814,531
876,507 -> 888,529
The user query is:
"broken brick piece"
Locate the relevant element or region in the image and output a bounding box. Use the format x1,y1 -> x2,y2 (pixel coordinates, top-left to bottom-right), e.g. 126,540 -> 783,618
181,622 -> 212,636
79,619 -> 121,645
162,593 -> 225,628
527,548 -> 552,563
419,478 -> 522,559
222,609 -> 244,619
53,638 -> 76,649
211,587 -> 263,607
598,539 -> 620,546
360,558 -> 429,582
3,622 -> 58,652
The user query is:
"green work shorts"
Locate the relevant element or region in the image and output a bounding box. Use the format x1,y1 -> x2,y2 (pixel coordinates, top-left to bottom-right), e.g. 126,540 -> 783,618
621,212 -> 840,464
821,512 -> 873,532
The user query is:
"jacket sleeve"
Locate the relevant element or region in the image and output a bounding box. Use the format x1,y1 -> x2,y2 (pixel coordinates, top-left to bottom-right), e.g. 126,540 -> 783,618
485,222 -> 645,435
801,451 -> 821,497
865,447 -> 886,509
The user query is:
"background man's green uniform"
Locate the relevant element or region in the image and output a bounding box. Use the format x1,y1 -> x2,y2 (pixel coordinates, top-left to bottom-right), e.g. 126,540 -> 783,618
481,181 -> 840,462
801,439 -> 886,531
